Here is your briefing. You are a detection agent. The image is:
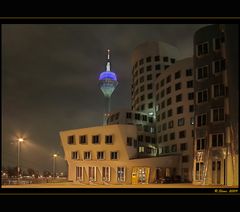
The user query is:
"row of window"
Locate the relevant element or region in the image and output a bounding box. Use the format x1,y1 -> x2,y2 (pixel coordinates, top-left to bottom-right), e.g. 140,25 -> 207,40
125,112 -> 152,122
159,143 -> 188,153
135,84 -> 225,109
157,117 -> 194,132
133,56 -> 175,69
196,59 -> 226,80
158,130 -> 188,143
68,135 -> 113,145
76,166 -> 125,182
196,133 -> 224,150
196,37 -> 224,57
196,107 -> 224,127
137,135 -> 156,144
71,151 -> 119,160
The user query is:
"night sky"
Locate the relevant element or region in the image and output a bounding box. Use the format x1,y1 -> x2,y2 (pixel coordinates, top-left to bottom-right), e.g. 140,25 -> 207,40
2,24 -> 209,175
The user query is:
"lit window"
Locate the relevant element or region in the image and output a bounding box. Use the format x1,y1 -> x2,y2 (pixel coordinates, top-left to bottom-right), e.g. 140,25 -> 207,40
139,146 -> 144,153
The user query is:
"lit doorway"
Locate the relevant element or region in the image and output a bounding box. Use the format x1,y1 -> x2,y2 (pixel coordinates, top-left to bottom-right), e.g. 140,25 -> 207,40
132,167 -> 150,184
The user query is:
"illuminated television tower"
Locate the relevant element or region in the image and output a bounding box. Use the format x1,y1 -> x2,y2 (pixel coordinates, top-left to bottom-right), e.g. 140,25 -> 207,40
99,49 -> 118,125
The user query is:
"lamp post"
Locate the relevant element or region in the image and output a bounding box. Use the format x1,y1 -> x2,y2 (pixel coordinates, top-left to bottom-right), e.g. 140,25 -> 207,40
52,154 -> 58,179
17,138 -> 24,183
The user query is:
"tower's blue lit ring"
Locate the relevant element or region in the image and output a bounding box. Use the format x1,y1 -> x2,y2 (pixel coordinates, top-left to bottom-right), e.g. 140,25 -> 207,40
99,71 -> 117,81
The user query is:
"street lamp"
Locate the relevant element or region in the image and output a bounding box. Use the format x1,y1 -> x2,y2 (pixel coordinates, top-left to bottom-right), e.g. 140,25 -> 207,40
52,154 -> 58,179
17,138 -> 24,183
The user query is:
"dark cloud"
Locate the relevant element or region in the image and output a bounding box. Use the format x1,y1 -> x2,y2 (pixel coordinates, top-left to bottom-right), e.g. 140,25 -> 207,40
2,24 -> 208,174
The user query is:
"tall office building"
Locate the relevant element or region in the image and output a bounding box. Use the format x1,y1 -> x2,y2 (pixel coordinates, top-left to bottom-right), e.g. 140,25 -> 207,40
193,24 -> 239,186
131,41 -> 179,118
155,58 -> 194,181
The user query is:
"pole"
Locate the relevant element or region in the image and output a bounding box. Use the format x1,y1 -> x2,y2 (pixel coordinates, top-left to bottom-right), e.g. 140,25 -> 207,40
17,141 -> 20,183
53,157 -> 55,179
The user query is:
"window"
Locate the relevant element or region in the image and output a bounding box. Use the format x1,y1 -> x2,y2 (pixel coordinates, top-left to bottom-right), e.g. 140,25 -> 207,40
148,117 -> 153,123
170,132 -> 175,140
142,115 -> 147,121
155,55 -> 160,61
97,151 -> 105,160
139,146 -> 144,153
163,134 -> 168,142
182,155 -> 189,163
161,90 -> 165,98
71,151 -> 79,160
164,65 -> 170,70
156,83 -> 159,90
156,104 -> 160,112
167,109 -> 172,117
84,152 -> 91,160
197,114 -> 207,127
161,112 -> 166,120
148,102 -> 153,109
211,107 -> 224,122
177,106 -> 183,114
126,112 -> 132,119
166,86 -> 171,94
197,42 -> 209,56
140,85 -> 144,92
111,152 -> 118,160
138,135 -> 143,142
167,97 -> 172,106
176,94 -> 182,102
189,105 -> 194,112
186,69 -> 192,76
187,80 -> 193,88
146,56 -> 151,63
166,75 -> 171,83
197,66 -> 208,80
105,135 -> 113,144
180,143 -> 187,151
175,82 -> 181,91
135,113 -> 140,120
92,135 -> 100,144
79,135 -> 87,144
68,135 -> 75,145
178,118 -> 185,126
155,64 -> 161,70
170,58 -> 175,63
147,74 -> 152,81
147,65 -> 152,72
161,101 -> 165,109
213,38 -> 221,51
117,167 -> 125,182
146,136 -> 151,143
179,130 -> 186,138
188,92 -> 194,100
141,104 -> 145,111
76,166 -> 83,181
127,137 -> 133,146
190,117 -> 194,125
140,76 -> 144,83
212,84 -> 225,98
158,136 -> 162,143
102,167 -> 110,182
151,137 -> 156,144
212,59 -> 225,74
211,133 -> 224,147
163,57 -> 168,62
196,162 -> 204,181
168,120 -> 174,129
148,93 -> 153,99
147,83 -> 152,90
139,58 -> 144,65
197,138 -> 205,150
160,79 -> 165,87
171,144 -> 177,152
162,123 -> 167,131
139,67 -> 144,74
197,89 -> 208,103
89,166 -> 96,182
175,71 -> 181,79
164,146 -> 170,153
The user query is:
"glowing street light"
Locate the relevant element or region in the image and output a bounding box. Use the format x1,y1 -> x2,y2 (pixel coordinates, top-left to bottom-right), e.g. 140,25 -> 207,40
17,138 -> 24,183
52,154 -> 58,179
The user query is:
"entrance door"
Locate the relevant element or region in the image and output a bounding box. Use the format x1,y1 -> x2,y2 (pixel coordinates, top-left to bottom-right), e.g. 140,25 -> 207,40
212,160 -> 221,184
89,166 -> 96,182
138,168 -> 147,184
